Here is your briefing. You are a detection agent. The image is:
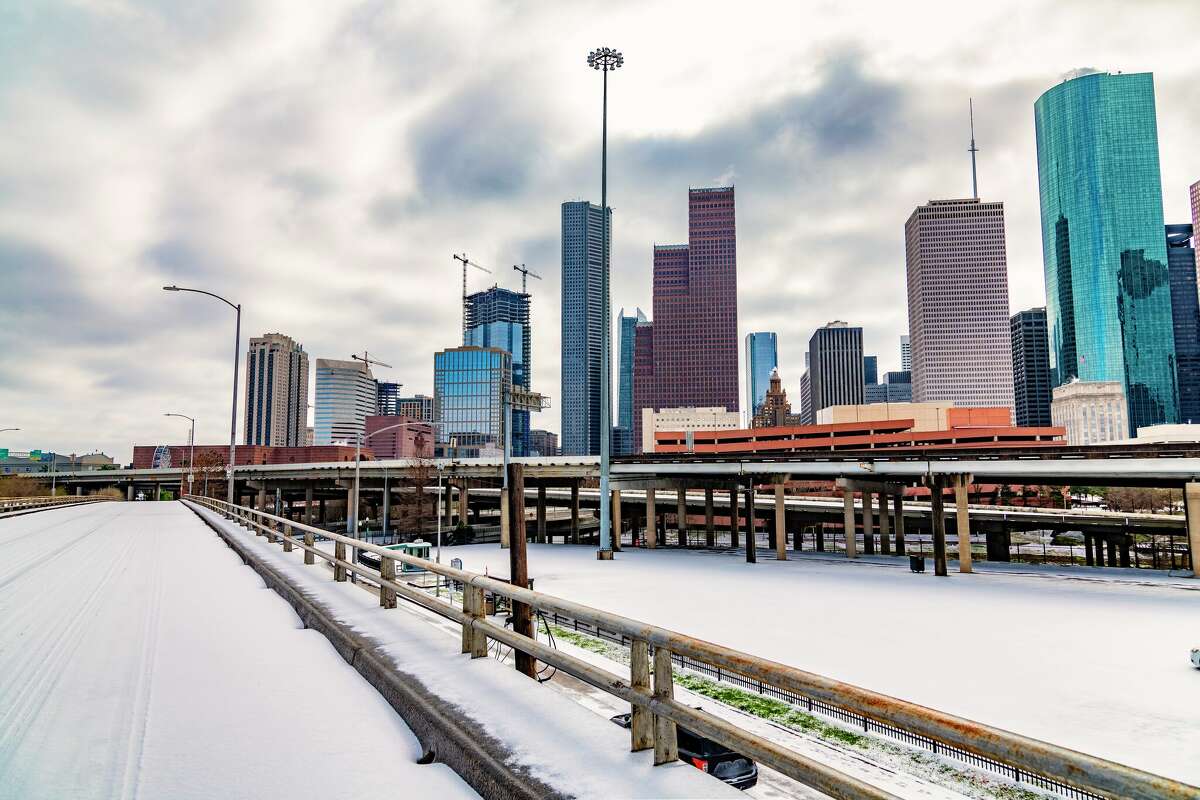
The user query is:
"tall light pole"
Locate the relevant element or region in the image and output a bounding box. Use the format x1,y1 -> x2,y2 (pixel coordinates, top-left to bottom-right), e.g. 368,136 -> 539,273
587,46 -> 623,560
164,413 -> 195,496
163,286 -> 240,511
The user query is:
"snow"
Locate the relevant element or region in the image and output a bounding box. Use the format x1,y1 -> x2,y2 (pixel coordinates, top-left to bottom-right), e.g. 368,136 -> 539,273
440,542 -> 1200,787
188,502 -> 741,799
0,502 -> 475,800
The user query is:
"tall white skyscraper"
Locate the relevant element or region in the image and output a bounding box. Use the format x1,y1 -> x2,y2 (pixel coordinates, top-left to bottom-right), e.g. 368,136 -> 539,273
905,198 -> 1014,410
313,358 -> 377,445
245,333 -> 309,447
900,335 -> 911,371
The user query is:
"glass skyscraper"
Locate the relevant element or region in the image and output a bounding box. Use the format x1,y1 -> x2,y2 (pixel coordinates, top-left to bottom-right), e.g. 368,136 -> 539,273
561,200 -> 610,455
616,308 -> 646,456
1166,224 -> 1200,423
1035,71 -> 1178,432
1010,308 -> 1053,427
433,346 -> 511,458
744,332 -> 778,421
464,286 -> 531,455
314,358 -> 376,445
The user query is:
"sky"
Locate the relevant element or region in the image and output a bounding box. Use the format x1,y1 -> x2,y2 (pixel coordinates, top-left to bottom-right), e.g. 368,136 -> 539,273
3,0 -> 1200,463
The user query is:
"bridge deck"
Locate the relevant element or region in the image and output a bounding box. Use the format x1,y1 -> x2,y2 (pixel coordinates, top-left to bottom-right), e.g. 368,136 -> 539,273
0,502 -> 474,799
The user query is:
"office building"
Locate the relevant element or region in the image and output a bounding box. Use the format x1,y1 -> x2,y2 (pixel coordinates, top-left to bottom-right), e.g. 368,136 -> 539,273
313,358 -> 375,445
863,355 -> 878,387
364,415 -> 433,459
641,406 -> 741,453
561,200 -> 610,455
905,198 -> 1014,408
1051,380 -> 1128,445
528,429 -> 559,457
817,403 -> 1012,430
807,322 -> 864,415
394,394 -> 433,422
465,285 -> 531,456
745,332 -> 778,421
900,335 -> 911,371
375,381 -> 402,416
631,319 -> 655,449
433,346 -> 511,458
1011,308 -> 1053,427
617,309 -> 647,456
244,333 -> 309,447
752,368 -> 805,428
1167,224 -> 1200,423
798,370 -> 812,424
1035,71 -> 1177,433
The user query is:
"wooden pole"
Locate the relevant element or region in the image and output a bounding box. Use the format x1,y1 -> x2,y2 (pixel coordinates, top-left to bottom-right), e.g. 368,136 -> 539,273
775,484 -> 787,561
507,462 -> 535,679
744,488 -> 756,563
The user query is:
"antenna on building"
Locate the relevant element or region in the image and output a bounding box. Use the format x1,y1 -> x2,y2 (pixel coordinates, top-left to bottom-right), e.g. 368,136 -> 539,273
452,253 -> 492,336
968,98 -> 979,200
512,263 -> 542,293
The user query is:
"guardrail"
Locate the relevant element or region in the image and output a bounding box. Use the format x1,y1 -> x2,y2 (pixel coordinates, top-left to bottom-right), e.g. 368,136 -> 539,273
0,495 -> 104,513
184,494 -> 1196,800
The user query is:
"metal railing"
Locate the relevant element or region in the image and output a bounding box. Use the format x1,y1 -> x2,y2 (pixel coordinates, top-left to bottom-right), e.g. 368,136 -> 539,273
183,495 -> 1196,800
0,495 -> 105,513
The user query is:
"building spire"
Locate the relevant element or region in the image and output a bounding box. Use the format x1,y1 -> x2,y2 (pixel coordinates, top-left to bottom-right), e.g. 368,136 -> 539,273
969,98 -> 979,200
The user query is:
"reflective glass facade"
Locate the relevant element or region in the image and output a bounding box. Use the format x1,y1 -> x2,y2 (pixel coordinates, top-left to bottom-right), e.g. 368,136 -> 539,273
1166,224 -> 1200,423
745,332 -> 778,421
1035,72 -> 1177,432
1010,308 -> 1053,427
464,287 -> 530,455
433,347 -> 510,457
561,201 -> 610,455
615,308 -> 646,455
314,359 -> 376,445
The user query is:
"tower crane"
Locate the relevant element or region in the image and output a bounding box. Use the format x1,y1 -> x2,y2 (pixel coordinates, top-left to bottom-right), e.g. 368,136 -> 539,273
351,351 -> 392,372
512,263 -> 542,293
453,253 -> 492,337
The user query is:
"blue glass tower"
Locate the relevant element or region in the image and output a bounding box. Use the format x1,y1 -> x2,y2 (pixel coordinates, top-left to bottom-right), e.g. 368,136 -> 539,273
464,286 -> 530,456
561,200 -> 610,455
744,332 -> 778,420
433,347 -> 511,458
1167,224 -> 1200,423
615,308 -> 646,456
1035,72 -> 1178,433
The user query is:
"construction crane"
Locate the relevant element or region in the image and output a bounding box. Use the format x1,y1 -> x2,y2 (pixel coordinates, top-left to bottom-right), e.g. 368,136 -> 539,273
453,253 -> 492,337
512,263 -> 542,294
350,351 -> 392,373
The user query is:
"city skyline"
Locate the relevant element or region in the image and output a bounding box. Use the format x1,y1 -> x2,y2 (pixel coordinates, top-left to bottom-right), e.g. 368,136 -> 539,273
5,3 -> 1200,461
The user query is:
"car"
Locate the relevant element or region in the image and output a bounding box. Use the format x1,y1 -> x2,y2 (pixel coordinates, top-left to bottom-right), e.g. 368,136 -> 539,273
610,711 -> 758,790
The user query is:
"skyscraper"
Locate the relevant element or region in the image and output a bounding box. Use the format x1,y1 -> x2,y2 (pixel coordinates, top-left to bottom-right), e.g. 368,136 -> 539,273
651,187 -> 739,413
616,308 -> 647,456
376,381 -> 402,416
631,319 -> 654,452
1167,224 -> 1200,423
900,335 -> 911,371
807,322 -> 864,414
905,198 -> 1013,409
745,332 -> 778,422
1035,71 -> 1177,433
1010,308 -> 1053,427
561,200 -> 610,455
862,355 -> 878,386
465,285 -> 531,456
313,358 -> 376,445
396,394 -> 434,422
433,346 -> 511,458
245,333 -> 309,447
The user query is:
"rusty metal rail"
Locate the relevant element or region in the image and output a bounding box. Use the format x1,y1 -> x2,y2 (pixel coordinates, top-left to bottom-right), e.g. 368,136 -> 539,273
0,495 -> 106,514
183,495 -> 1198,800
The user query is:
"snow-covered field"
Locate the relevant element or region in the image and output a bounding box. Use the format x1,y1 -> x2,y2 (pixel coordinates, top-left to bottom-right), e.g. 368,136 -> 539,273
0,502 -> 474,800
443,542 -> 1200,786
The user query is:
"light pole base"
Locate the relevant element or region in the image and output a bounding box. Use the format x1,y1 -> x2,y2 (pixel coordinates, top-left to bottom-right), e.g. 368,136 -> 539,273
596,549 -> 614,561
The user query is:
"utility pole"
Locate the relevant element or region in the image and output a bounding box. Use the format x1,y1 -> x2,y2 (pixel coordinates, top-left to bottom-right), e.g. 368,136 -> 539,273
512,263 -> 542,294
452,253 -> 492,338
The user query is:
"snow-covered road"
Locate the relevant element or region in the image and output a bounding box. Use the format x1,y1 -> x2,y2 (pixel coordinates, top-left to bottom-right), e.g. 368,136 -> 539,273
0,502 -> 475,800
444,542 -> 1200,786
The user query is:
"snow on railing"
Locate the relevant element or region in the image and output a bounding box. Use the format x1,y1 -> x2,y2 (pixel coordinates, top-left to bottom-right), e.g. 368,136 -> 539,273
184,494 -> 1197,800
0,495 -> 110,513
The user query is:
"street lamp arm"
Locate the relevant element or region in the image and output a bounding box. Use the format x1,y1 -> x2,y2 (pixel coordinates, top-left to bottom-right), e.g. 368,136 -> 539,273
162,285 -> 239,312
164,413 -> 195,423
362,419 -> 445,442
0,427 -> 19,433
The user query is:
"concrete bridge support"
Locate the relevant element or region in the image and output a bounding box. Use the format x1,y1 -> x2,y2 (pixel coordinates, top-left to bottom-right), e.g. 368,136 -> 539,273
954,474 -> 973,574
930,477 -> 948,576
570,482 -> 580,544
744,488 -> 756,563
1187,482 -> 1200,576
878,492 -> 891,555
862,491 -> 875,555
704,489 -> 715,548
536,486 -> 547,544
729,488 -> 739,549
775,484 -> 787,561
842,487 -> 857,559
127,484 -> 134,501
676,489 -> 687,548
644,489 -> 656,549
611,490 -> 622,551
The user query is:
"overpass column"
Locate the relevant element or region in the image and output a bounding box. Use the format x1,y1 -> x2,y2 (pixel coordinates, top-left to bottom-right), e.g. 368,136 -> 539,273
842,486 -> 857,559
500,483 -> 511,548
155,482 -> 162,501
1185,483 -> 1200,577
775,484 -> 787,561
318,497 -> 326,523
676,487 -> 687,547
704,488 -> 715,548
878,492 -> 891,554
127,483 -> 133,501
76,486 -> 82,497
570,481 -> 580,544
930,477 -> 948,576
954,475 -> 973,573
611,489 -> 622,551
892,492 -> 906,555
744,488 -> 756,563
729,487 -> 739,548
458,482 -> 470,527
304,485 -> 314,526
536,485 -> 547,544
862,490 -> 875,555
645,489 -> 656,548
1106,536 -> 1117,567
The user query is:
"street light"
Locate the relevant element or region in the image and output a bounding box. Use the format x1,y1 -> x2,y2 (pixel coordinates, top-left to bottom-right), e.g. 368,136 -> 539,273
162,285 -> 241,512
586,46 -> 623,560
164,413 -> 195,496
0,428 -> 19,434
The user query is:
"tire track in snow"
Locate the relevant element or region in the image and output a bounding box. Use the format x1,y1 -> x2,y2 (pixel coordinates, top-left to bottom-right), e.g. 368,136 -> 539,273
0,504 -> 128,589
117,532 -> 164,800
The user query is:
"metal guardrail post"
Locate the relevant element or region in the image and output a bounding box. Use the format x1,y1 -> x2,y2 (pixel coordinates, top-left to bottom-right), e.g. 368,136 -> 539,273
334,540 -> 347,582
652,646 -> 678,765
630,640 -> 653,752
380,555 -> 397,609
304,529 -> 315,565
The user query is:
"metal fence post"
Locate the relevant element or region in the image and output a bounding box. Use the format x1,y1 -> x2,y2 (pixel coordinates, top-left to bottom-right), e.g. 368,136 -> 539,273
630,640 -> 653,752
380,554 -> 396,609
652,646 -> 678,765
304,529 -> 315,565
334,540 -> 347,582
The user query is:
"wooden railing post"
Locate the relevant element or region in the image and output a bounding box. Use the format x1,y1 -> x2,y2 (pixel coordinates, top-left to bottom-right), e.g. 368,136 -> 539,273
462,584 -> 487,658
652,646 -> 678,765
334,540 -> 347,582
282,523 -> 293,552
630,640 -> 653,752
266,513 -> 277,544
380,554 -> 397,608
304,529 -> 315,565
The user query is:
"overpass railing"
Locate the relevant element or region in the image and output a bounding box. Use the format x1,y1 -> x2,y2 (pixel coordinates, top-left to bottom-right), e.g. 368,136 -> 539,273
183,494 -> 1194,800
0,495 -> 105,513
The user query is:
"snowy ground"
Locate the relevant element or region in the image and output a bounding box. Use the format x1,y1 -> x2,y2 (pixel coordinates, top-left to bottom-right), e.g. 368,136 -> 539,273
442,541 -> 1200,787
0,502 -> 474,800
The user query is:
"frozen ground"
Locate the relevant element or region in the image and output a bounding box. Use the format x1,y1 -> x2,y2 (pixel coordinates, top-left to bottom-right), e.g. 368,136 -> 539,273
443,541 -> 1200,786
0,502 -> 474,800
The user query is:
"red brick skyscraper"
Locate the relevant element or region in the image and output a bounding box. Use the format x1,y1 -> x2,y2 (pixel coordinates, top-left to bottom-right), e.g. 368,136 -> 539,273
644,186 -> 739,421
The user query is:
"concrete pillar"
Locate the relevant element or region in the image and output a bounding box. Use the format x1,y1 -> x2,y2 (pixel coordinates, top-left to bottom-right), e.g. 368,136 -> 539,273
816,523 -> 825,551
536,485 -> 547,544
729,488 -> 739,548
931,478 -> 948,577
1106,536 -> 1117,568
500,486 -> 510,548
878,492 -> 891,555
570,481 -> 580,544
1096,535 -> 1106,567
954,475 -> 972,574
1119,535 -> 1131,568
612,490 -> 622,551
319,497 -> 326,523
304,485 -> 314,526
458,483 -> 470,526
704,488 -> 715,548
76,486 -> 82,497
127,483 -> 134,501
842,487 -> 857,559
775,484 -> 787,561
744,488 -> 756,563
345,486 -> 354,534
155,483 -> 162,501
862,491 -> 875,555
645,489 -> 657,548
1084,534 -> 1095,566
1185,483 -> 1200,576
676,488 -> 687,547
892,493 -> 905,555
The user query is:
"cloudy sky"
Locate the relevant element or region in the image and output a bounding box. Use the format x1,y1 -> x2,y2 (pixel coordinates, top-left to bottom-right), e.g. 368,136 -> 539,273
3,0 -> 1200,462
